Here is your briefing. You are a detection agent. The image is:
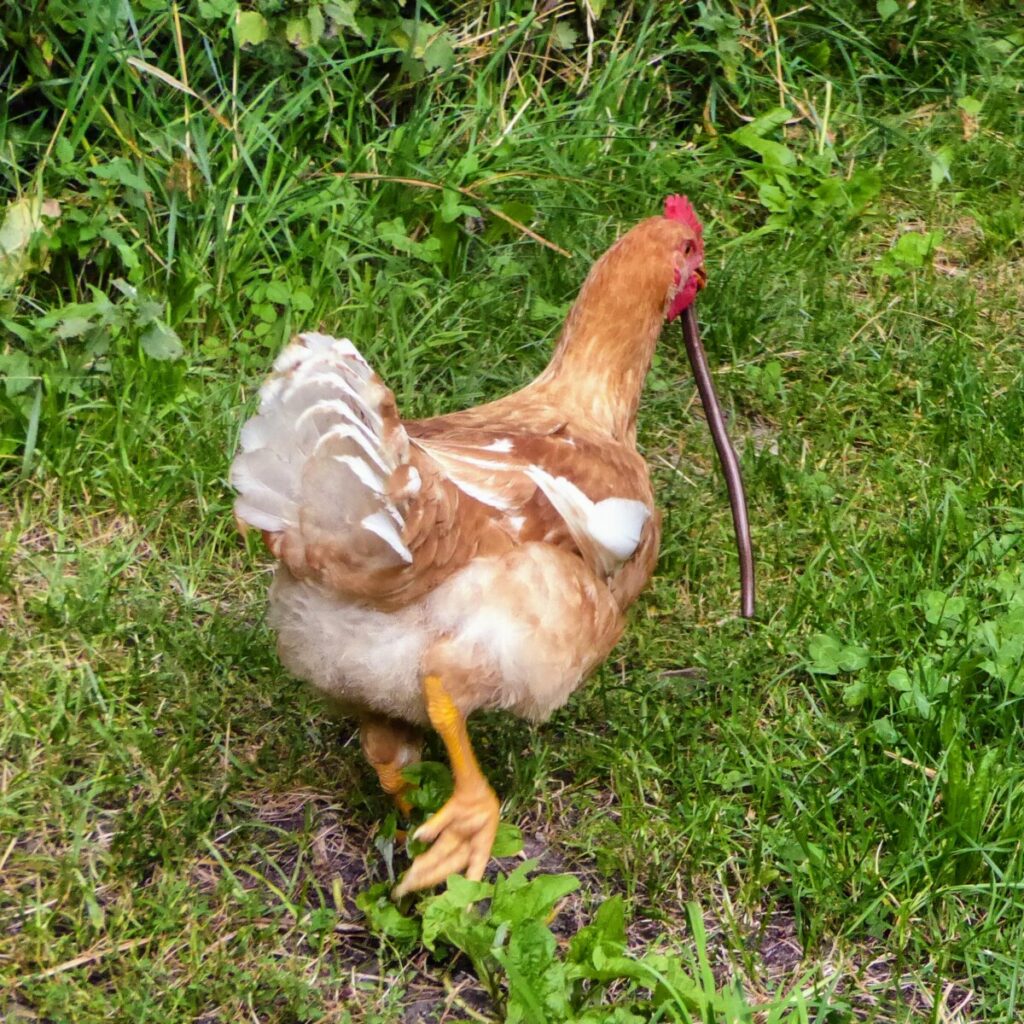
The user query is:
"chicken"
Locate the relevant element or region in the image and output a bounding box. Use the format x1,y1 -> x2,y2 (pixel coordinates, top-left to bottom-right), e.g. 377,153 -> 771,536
230,196 -> 748,896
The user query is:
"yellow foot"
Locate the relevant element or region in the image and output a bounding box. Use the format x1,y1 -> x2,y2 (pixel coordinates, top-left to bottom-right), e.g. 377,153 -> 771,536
393,785 -> 500,897
360,715 -> 422,818
375,761 -> 414,817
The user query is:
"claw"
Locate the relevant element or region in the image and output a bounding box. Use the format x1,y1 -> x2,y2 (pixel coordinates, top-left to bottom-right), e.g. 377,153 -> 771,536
394,785 -> 500,897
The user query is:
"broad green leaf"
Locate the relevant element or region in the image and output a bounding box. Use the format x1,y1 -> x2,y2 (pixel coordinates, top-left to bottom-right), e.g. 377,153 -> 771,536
492,822 -> 523,857
887,667 -> 912,693
877,0 -> 899,20
355,883 -> 421,945
92,159 -> 150,193
326,1 -> 363,37
838,644 -> 870,672
551,22 -> 578,48
875,230 -> 943,275
424,33 -> 454,72
308,5 -> 325,44
807,634 -> 842,675
0,351 -> 34,397
55,315 -> 94,340
872,716 -> 900,745
439,189 -> 480,224
198,0 -> 234,15
0,197 -> 61,293
731,127 -> 795,167
401,760 -> 452,811
566,895 -> 649,984
491,867 -> 580,927
285,16 -> 314,49
842,680 -> 872,707
496,920 -> 572,1024
55,136 -> 74,164
756,181 -> 791,214
742,107 -> 793,137
808,634 -> 869,674
930,146 -> 954,187
920,589 -> 966,626
140,320 -> 184,361
265,280 -> 292,304
235,10 -> 269,47
420,876 -> 493,962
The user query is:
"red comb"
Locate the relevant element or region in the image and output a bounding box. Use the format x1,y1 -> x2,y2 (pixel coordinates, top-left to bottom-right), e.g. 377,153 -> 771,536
664,194 -> 702,237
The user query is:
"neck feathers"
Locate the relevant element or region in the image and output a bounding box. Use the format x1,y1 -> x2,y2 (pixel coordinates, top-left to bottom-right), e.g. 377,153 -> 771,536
536,217 -> 686,441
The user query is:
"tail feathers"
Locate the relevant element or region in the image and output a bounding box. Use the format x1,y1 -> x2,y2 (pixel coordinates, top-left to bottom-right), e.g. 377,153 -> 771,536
231,332 -> 414,571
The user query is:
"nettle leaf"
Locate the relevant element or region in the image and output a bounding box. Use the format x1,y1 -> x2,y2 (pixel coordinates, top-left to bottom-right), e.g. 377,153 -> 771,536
55,315 -> 94,340
846,167 -> 883,211
376,217 -> 443,263
992,569 -> 1024,608
140,321 -> 184,361
0,350 -> 34,397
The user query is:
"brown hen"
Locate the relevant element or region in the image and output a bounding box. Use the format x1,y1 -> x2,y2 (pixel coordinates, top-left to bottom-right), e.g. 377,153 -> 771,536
231,198 -> 718,895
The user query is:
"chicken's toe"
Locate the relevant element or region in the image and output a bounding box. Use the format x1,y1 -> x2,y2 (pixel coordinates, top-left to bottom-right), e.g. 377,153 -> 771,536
394,786 -> 500,897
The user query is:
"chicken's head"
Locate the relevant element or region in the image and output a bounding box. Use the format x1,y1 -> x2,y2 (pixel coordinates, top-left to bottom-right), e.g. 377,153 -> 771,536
663,194 -> 706,322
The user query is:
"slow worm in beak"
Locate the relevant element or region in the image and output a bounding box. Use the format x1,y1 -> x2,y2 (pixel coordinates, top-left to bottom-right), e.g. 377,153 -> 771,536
682,304 -> 755,620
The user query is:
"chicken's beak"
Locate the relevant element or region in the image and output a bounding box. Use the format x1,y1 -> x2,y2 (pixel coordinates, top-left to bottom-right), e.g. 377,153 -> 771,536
694,265 -> 708,291
681,304 -> 755,619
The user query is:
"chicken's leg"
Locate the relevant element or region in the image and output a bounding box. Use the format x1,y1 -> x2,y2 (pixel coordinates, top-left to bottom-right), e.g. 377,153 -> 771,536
360,714 -> 423,816
393,675 -> 499,897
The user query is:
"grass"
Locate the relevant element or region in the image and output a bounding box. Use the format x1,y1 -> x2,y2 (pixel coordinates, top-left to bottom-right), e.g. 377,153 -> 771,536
2,1 -> 1023,1020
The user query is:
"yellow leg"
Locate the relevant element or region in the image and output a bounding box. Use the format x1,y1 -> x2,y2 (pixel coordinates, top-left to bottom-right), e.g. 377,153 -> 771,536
393,675 -> 500,897
360,716 -> 422,817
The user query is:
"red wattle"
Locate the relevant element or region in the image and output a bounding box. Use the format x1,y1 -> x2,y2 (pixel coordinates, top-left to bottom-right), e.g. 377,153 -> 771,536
667,274 -> 699,321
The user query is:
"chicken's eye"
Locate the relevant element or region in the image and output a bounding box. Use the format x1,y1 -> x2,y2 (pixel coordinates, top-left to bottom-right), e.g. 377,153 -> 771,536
681,241 -> 695,257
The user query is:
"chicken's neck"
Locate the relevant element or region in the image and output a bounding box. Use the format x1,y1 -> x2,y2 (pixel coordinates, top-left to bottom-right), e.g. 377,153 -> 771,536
530,256 -> 669,444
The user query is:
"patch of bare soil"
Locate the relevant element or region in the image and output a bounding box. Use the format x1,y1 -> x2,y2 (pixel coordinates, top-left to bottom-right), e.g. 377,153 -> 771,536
199,787 -> 977,1022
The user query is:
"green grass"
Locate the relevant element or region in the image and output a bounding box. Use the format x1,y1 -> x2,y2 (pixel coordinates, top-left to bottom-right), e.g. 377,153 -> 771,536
2,1 -> 1023,1020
